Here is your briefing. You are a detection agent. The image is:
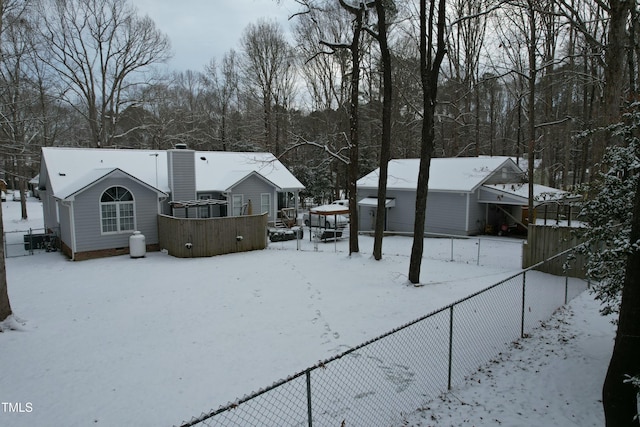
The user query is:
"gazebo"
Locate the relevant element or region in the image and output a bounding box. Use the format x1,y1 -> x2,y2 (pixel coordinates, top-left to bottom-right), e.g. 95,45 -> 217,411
307,204 -> 350,242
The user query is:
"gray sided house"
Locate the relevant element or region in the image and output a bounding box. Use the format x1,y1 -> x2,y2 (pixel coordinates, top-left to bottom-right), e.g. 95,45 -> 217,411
39,147 -> 304,260
356,156 -> 573,236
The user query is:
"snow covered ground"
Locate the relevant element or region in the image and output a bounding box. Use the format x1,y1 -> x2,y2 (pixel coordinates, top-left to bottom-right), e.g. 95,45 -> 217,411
0,198 -> 614,426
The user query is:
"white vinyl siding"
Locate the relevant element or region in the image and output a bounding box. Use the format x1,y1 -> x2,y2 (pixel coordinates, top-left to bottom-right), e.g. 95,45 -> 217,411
228,175 -> 276,221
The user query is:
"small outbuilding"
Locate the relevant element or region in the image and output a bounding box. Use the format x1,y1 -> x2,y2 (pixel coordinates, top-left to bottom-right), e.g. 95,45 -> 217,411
356,156 -> 576,236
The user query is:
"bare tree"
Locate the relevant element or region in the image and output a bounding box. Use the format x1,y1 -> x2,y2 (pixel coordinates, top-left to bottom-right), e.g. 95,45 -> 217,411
442,0 -> 488,157
0,201 -> 10,323
524,0 -> 538,226
293,0 -> 352,200
204,50 -> 240,151
240,19 -> 292,155
295,2 -> 352,112
272,47 -> 298,156
408,0 -> 447,284
0,0 -> 12,323
36,0 -> 170,148
290,0 -> 374,255
370,0 -> 395,261
321,0 -> 375,255
554,0 -> 632,169
0,1 -> 37,220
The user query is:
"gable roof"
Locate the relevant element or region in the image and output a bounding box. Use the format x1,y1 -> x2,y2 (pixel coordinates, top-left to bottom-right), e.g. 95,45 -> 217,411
195,151 -> 302,192
357,156 -> 519,192
55,168 -> 168,201
40,147 -> 304,198
216,170 -> 281,192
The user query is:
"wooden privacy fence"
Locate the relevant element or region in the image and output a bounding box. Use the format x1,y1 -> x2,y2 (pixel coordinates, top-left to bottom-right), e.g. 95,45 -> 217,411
158,213 -> 268,258
522,224 -> 586,278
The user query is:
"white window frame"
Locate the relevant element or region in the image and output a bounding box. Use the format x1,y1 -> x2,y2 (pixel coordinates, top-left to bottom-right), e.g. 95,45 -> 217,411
232,194 -> 244,216
100,186 -> 136,235
260,193 -> 271,217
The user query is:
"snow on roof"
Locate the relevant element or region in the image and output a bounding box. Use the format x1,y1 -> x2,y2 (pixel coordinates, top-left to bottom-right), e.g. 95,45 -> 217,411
309,204 -> 350,215
357,156 -> 516,192
194,151 -> 303,191
56,167 -> 119,199
55,168 -> 167,200
41,147 -> 169,195
41,147 -> 304,197
483,183 -> 580,205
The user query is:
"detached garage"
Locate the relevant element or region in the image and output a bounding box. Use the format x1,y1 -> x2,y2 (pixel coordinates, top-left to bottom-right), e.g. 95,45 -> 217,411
356,156 -> 576,236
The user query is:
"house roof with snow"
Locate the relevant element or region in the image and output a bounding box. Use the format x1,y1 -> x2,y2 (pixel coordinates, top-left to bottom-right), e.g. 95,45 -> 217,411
357,156 -> 519,192
39,147 -> 304,198
357,156 -> 577,204
481,183 -> 580,206
55,168 -> 168,200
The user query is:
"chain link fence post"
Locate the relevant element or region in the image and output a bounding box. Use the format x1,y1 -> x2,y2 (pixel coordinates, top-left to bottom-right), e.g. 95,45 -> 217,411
521,271 -> 527,338
450,238 -> 454,262
28,228 -> 34,255
306,369 -> 313,427
447,305 -> 454,390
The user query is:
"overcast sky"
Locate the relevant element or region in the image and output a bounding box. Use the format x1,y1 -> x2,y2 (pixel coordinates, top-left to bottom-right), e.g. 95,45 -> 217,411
130,0 -> 299,72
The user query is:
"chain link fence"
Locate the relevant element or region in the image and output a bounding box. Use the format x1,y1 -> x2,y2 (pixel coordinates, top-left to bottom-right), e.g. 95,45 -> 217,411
274,228 -> 525,268
3,228 -> 60,258
175,246 -> 587,427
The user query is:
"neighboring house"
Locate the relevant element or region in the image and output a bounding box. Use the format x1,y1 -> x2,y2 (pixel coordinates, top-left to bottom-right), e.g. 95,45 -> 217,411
38,147 -> 304,260
356,156 -> 576,236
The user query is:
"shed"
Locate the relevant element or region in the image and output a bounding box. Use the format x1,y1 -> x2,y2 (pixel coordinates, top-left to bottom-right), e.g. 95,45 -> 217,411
356,157 -> 576,236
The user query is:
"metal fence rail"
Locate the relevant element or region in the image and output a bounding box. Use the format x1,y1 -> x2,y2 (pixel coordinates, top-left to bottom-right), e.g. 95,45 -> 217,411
175,246 -> 587,427
271,230 -> 526,269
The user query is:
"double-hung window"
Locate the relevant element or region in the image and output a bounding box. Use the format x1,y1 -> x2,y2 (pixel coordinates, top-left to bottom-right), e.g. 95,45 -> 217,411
260,193 -> 271,216
100,186 -> 135,234
232,194 -> 244,216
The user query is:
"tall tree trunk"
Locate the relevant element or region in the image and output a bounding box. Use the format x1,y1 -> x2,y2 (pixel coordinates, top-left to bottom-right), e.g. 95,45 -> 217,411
527,0 -> 537,226
0,203 -> 12,322
603,171 -> 640,426
0,0 -> 12,323
20,178 -> 27,220
340,0 -> 372,256
408,0 -> 447,284
373,0 -> 392,261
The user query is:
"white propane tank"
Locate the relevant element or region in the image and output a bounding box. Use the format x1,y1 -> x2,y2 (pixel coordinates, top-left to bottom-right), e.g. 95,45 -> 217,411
129,231 -> 146,258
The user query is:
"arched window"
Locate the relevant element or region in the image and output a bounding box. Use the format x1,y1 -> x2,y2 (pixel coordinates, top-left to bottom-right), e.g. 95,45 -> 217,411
100,186 -> 135,233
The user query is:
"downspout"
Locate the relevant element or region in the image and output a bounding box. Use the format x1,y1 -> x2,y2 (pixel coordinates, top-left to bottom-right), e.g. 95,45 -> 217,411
465,193 -> 470,234
485,203 -> 489,233
158,195 -> 168,214
61,199 -> 76,261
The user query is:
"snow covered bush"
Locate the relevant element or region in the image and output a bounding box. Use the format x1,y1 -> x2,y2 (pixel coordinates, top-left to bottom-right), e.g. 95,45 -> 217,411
574,103 -> 640,316
624,375 -> 640,421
